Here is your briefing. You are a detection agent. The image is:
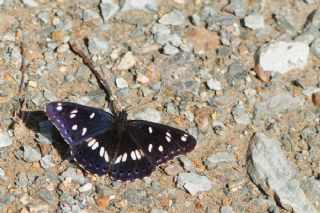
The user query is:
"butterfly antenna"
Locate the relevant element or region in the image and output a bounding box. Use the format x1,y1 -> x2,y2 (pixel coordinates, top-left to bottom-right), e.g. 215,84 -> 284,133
68,42 -> 122,114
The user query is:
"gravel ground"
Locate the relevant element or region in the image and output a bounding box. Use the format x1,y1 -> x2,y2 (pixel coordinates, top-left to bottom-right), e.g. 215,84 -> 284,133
0,0 -> 320,212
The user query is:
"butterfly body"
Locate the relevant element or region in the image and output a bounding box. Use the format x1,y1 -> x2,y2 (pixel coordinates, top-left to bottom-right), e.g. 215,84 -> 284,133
46,102 -> 197,181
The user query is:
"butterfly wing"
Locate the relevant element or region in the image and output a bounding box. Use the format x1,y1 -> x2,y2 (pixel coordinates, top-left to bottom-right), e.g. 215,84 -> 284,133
109,120 -> 197,181
46,102 -> 114,145
128,120 -> 197,165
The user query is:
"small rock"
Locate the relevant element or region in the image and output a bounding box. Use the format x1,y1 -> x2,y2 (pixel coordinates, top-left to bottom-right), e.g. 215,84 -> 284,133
220,206 -> 235,213
37,12 -> 49,24
164,164 -> 184,176
21,0 -> 38,7
56,44 -> 69,53
206,79 -> 221,91
23,145 -> 41,162
0,131 -> 12,148
61,168 -> 86,184
133,108 -> 162,123
178,156 -> 196,172
136,73 -> 149,84
43,89 -> 57,102
163,43 -> 179,55
204,152 -> 235,168
79,182 -> 93,193
312,91 -> 320,107
95,197 -> 110,207
257,41 -> 309,74
115,77 -> 128,89
159,9 -> 184,26
224,0 -> 248,18
114,52 -> 137,70
302,86 -> 320,97
15,172 -> 28,188
310,38 -> 320,59
82,9 -> 100,21
231,103 -> 250,124
40,155 -> 55,169
120,0 -> 158,11
244,14 -> 265,30
151,23 -> 171,35
0,168 -> 6,180
37,188 -> 55,204
100,0 -> 119,22
254,92 -> 305,118
301,177 -> 320,205
177,173 -> 213,195
87,36 -> 110,55
190,14 -> 201,26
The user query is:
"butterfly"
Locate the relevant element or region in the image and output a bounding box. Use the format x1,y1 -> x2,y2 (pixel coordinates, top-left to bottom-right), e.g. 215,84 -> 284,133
46,101 -> 197,181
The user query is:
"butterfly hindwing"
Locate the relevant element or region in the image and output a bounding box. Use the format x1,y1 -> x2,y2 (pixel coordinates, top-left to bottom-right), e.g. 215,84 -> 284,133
46,102 -> 114,145
127,120 -> 197,166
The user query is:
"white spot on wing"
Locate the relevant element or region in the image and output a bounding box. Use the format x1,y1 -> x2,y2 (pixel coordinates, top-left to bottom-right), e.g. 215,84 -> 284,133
70,114 -> 76,118
148,144 -> 153,152
135,150 -> 141,159
82,128 -> 87,136
90,112 -> 95,119
158,145 -> 163,152
104,151 -> 109,162
122,153 -> 128,162
72,125 -> 77,130
181,135 -> 187,141
115,155 -> 122,164
139,149 -> 144,157
165,136 -> 171,142
166,132 -> 171,138
56,106 -> 62,111
71,109 -> 78,114
92,142 -> 99,150
57,103 -> 62,106
131,151 -> 136,160
99,147 -> 105,157
148,127 -> 153,133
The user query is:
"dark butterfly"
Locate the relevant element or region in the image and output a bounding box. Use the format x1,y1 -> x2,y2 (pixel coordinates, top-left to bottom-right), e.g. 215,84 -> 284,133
46,102 -> 197,181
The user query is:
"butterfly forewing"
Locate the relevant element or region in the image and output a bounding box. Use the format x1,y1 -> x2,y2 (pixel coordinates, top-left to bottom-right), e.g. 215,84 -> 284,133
46,102 -> 114,145
127,120 -> 197,166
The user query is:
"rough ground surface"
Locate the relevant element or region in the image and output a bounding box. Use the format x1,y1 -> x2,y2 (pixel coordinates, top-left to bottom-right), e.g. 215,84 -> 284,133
0,0 -> 319,212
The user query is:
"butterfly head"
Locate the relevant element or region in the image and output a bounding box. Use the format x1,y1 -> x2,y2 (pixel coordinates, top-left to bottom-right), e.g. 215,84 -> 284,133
114,110 -> 128,133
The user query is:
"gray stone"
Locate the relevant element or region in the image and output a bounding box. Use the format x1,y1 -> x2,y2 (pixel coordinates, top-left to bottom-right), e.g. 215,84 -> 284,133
87,36 -> 110,55
163,43 -> 179,55
159,9 -> 184,26
151,23 -> 171,35
177,173 -> 213,195
21,0 -> 38,7
61,168 -> 86,185
23,145 -> 41,162
40,155 -> 55,169
15,172 -> 28,188
310,38 -> 320,59
178,156 -> 196,172
301,177 -> 320,205
0,131 -> 12,148
224,0 -> 247,18
190,14 -> 201,26
220,206 -> 234,213
151,209 -> 167,213
231,103 -> 250,124
276,9 -> 296,31
37,12 -> 49,24
37,188 -> 55,204
100,0 -> 119,22
120,0 -> 158,11
304,0 -> 319,4
302,86 -> 320,97
247,133 -> 317,213
254,92 -> 304,118
244,14 -> 265,30
204,152 -> 235,168
82,9 -> 100,21
206,79 -> 221,91
79,182 -> 93,193
133,108 -> 162,123
0,168 -> 6,180
115,77 -> 128,89
43,89 -> 57,102
257,41 -> 309,74
208,96 -> 230,107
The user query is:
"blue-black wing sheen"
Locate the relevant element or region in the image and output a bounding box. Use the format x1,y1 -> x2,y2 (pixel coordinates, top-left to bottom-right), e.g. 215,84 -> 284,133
45,102 -> 114,145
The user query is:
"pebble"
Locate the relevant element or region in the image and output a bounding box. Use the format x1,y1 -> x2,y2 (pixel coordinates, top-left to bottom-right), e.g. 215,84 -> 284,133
258,41 -> 309,74
190,14 -> 201,26
220,206 -> 235,213
82,9 -> 100,21
151,23 -> 171,35
301,177 -> 320,205
254,92 -> 305,118
204,152 -> 235,168
43,89 -> 57,102
61,168 -> 86,185
56,43 -> 69,53
0,131 -> 12,148
163,43 -> 179,55
23,145 -> 41,162
247,133 -> 317,213
244,14 -> 265,30
224,0 -> 248,18
231,103 -> 250,124
40,155 -> 55,169
206,79 -> 222,91
312,91 -> 320,107
115,77 -> 129,89
15,172 -> 28,188
37,12 -> 50,24
177,173 -> 213,195
38,188 -> 55,204
310,38 -> 320,59
159,9 -> 184,26
164,164 -> 184,176
87,36 -> 110,55
120,0 -> 158,11
79,182 -> 93,193
100,0 -> 119,22
114,52 -> 137,70
133,108 -> 162,123
21,0 -> 38,7
178,156 -> 196,172
0,168 -> 6,180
